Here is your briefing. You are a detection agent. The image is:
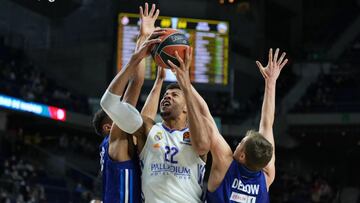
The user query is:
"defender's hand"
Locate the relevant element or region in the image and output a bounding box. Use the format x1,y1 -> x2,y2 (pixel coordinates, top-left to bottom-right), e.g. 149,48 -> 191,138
256,48 -> 288,82
139,3 -> 160,37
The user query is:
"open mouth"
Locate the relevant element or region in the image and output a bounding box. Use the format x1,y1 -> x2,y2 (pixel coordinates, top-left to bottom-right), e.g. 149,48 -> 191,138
162,100 -> 171,107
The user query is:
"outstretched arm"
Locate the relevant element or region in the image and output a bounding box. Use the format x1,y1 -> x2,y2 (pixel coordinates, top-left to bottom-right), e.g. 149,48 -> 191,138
256,48 -> 288,188
141,66 -> 165,120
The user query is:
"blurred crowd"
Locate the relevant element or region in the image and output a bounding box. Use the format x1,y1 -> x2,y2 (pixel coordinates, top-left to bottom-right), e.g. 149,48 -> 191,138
0,39 -> 91,115
293,64 -> 360,113
0,128 -> 100,203
0,156 -> 46,203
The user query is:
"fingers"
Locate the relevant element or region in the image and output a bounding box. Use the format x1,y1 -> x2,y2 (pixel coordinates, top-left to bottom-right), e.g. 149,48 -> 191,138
185,47 -> 191,64
167,60 -> 179,72
174,51 -> 185,69
268,48 -> 273,66
149,4 -> 156,17
255,61 -> 264,69
279,59 -> 288,70
148,30 -> 165,39
144,3 -> 149,16
273,48 -> 279,63
278,52 -> 286,65
256,61 -> 268,79
139,6 -> 144,17
144,38 -> 161,47
154,9 -> 160,19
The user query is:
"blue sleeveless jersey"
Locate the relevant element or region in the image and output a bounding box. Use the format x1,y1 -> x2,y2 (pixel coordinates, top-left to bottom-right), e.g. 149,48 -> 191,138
207,160 -> 269,203
100,135 -> 141,203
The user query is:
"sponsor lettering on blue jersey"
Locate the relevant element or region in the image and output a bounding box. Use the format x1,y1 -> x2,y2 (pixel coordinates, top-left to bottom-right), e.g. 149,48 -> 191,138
207,160 -> 269,203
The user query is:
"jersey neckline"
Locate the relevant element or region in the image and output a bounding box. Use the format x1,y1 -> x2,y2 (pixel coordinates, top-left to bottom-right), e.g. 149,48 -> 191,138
236,160 -> 262,179
161,123 -> 188,133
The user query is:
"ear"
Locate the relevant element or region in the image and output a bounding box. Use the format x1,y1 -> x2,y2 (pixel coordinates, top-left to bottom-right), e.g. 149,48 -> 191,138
102,123 -> 112,135
240,152 -> 246,160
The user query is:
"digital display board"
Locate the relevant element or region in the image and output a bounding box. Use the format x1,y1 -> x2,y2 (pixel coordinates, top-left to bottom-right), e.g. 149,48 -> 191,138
116,13 -> 229,86
0,94 -> 66,121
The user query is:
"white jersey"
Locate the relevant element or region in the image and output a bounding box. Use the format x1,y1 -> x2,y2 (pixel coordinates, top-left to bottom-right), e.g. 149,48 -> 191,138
139,123 -> 206,203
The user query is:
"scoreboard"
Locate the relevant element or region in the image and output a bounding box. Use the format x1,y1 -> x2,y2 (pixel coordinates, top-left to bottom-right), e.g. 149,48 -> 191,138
116,13 -> 229,86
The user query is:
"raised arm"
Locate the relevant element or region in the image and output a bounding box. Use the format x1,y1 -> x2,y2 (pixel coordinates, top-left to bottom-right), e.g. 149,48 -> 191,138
100,31 -> 162,134
256,48 -> 288,188
123,2 -> 160,106
140,66 -> 165,120
168,48 -> 233,190
168,48 -> 210,156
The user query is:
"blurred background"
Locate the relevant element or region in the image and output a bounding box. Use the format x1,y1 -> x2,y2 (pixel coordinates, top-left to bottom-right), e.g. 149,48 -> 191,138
0,0 -> 360,202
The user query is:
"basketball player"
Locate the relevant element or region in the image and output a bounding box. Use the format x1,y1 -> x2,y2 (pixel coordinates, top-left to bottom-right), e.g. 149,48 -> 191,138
94,3 -> 163,202
92,109 -> 112,203
101,39 -> 207,203
168,48 -> 288,203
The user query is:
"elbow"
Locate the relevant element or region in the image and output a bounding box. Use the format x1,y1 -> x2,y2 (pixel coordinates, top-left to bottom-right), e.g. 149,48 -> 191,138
100,89 -> 117,112
99,90 -> 143,134
100,93 -> 108,111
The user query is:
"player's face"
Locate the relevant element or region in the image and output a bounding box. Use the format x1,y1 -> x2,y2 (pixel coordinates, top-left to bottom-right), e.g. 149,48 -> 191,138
159,89 -> 186,119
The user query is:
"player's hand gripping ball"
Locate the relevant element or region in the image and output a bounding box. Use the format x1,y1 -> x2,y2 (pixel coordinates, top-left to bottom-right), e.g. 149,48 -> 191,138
151,29 -> 190,69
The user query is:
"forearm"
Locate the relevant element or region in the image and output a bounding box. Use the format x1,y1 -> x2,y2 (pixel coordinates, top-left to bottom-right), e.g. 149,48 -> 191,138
141,78 -> 163,119
107,55 -> 142,95
122,35 -> 147,106
259,80 -> 276,145
100,55 -> 143,134
123,60 -> 145,106
183,84 -> 211,155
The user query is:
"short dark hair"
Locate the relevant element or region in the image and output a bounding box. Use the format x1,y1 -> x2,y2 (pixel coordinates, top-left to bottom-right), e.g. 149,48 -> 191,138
243,130 -> 273,171
165,83 -> 181,91
92,109 -> 111,136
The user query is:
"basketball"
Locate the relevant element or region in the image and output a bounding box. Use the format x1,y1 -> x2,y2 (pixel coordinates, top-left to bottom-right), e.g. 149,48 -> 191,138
151,29 -> 190,68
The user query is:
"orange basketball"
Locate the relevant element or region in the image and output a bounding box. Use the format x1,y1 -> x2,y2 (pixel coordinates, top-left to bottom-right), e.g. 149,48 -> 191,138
151,29 -> 190,69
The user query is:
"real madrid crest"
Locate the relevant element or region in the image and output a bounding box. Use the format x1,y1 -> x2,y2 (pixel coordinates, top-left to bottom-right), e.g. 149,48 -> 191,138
154,131 -> 163,141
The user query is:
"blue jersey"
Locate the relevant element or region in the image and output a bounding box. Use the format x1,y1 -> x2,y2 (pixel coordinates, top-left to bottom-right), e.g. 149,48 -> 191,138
207,160 -> 269,203
100,135 -> 141,203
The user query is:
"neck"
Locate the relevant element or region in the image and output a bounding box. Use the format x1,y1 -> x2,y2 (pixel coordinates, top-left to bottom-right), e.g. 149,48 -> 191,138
162,116 -> 187,130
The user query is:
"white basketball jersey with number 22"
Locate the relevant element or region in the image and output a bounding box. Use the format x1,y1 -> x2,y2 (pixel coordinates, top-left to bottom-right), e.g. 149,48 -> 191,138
139,123 -> 206,203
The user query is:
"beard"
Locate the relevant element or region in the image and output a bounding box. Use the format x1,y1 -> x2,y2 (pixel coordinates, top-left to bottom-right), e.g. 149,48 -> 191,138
160,111 -> 171,119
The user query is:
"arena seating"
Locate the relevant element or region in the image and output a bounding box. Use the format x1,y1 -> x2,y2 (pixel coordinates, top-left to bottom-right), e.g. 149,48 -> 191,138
292,63 -> 360,113
0,42 -> 91,115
